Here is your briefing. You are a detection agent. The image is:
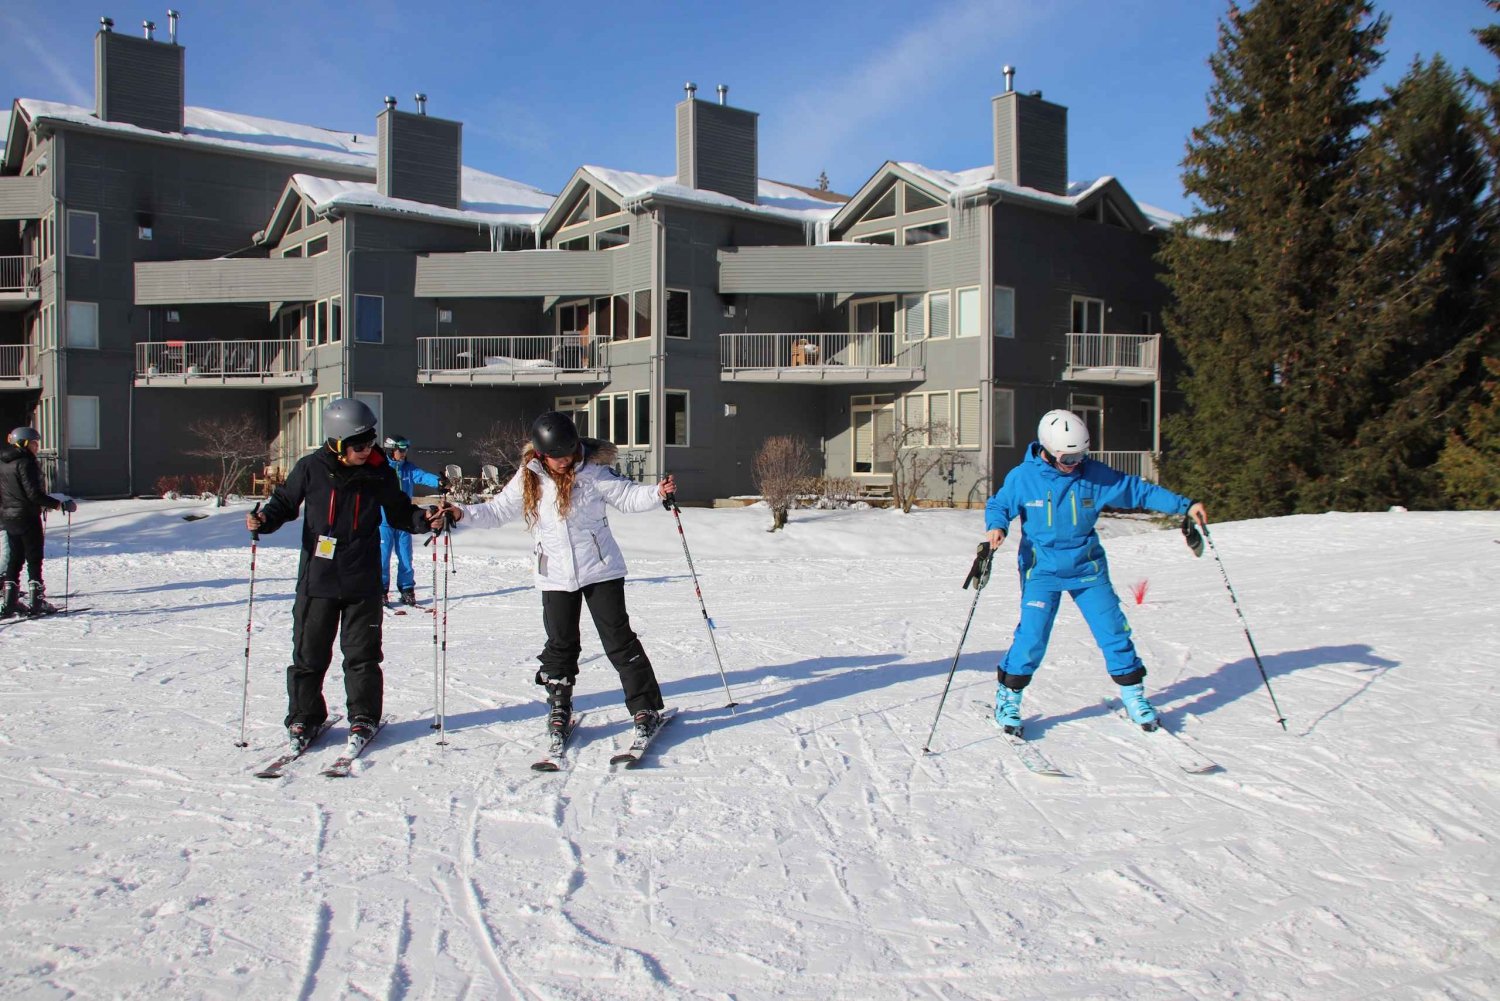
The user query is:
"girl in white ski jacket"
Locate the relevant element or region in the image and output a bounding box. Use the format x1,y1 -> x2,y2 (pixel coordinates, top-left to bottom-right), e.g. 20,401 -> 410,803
445,412 -> 676,737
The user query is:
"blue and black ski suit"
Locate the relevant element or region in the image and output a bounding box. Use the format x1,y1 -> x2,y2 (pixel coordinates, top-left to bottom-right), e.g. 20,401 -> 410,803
984,442 -> 1194,689
380,458 -> 442,593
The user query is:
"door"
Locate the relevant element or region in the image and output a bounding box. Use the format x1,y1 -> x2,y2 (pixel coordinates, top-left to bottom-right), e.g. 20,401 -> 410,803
852,297 -> 897,366
557,300 -> 591,367
278,396 -> 303,473
1069,393 -> 1104,451
852,394 -> 896,476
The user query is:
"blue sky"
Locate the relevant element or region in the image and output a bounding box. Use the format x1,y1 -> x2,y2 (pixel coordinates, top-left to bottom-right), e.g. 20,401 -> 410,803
1,0 -> 1492,214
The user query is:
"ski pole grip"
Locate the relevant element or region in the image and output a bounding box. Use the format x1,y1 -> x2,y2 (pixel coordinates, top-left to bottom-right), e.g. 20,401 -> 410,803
963,542 -> 992,590
1181,516 -> 1204,558
250,502 -> 261,540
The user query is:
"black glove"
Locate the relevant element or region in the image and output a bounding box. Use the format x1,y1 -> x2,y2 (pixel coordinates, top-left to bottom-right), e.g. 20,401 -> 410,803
438,476 -> 451,490
62,499 -> 78,514
962,542 -> 993,590
1181,516 -> 1204,558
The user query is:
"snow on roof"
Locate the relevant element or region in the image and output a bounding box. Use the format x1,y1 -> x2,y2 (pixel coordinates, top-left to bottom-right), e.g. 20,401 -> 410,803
292,168 -> 553,229
580,165 -> 843,224
890,160 -> 1176,231
1134,200 -> 1186,231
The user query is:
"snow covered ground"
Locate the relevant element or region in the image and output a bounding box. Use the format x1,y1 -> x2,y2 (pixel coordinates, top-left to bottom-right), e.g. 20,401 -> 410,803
1,501 -> 1496,1000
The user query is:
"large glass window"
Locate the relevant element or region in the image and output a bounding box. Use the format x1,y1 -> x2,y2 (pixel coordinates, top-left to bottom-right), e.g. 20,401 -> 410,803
956,390 -> 981,448
665,290 -> 689,340
852,231 -> 895,246
354,392 -> 382,431
665,391 -> 689,446
993,389 -> 1015,447
282,244 -> 303,259
558,235 -> 589,252
355,295 -> 383,344
633,290 -> 652,341
306,235 -> 329,257
902,294 -> 926,342
994,287 -> 1015,339
903,221 -> 949,245
956,287 -> 981,338
563,193 -> 592,227
928,291 -> 951,339
68,395 -> 100,449
315,300 -> 330,345
67,210 -> 99,259
903,184 -> 942,211
860,186 -> 897,223
596,191 -> 621,217
596,225 -> 629,250
65,301 -> 99,349
330,297 -> 342,343
851,394 -> 896,475
1071,296 -> 1105,334
633,391 -> 651,446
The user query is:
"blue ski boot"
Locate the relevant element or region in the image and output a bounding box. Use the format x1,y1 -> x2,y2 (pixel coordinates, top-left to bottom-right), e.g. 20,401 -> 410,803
994,686 -> 1024,735
1119,683 -> 1159,731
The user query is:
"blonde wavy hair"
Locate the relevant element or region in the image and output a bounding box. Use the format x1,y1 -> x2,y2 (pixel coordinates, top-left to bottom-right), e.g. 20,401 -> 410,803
521,442 -> 581,528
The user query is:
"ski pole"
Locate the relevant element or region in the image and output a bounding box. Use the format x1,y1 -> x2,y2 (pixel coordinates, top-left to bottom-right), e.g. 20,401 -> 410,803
663,494 -> 736,709
922,542 -> 993,754
436,521 -> 452,746
236,503 -> 261,748
62,507 -> 71,615
427,524 -> 441,731
1199,522 -> 1287,730
443,464 -> 462,576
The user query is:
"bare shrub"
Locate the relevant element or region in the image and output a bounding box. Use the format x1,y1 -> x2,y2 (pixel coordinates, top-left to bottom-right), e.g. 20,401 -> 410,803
753,435 -> 814,532
469,417 -> 531,485
884,420 -> 969,513
154,474 -> 182,499
810,476 -> 859,508
185,415 -> 271,507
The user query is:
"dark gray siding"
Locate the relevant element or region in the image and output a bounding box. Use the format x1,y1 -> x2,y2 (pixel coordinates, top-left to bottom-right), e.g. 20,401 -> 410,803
676,100 -> 757,205
993,92 -> 1067,196
94,31 -> 184,134
135,258 -> 317,304
377,110 -> 461,210
718,245 -> 927,294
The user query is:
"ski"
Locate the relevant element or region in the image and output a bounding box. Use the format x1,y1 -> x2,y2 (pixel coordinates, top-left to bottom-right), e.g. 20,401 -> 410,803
321,716 -> 391,778
609,708 -> 676,768
253,715 -> 343,779
530,712 -> 586,772
1102,698 -> 1219,774
977,702 -> 1066,777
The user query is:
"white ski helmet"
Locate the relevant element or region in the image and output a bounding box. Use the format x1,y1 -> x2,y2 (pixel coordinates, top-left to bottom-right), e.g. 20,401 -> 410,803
1037,409 -> 1090,459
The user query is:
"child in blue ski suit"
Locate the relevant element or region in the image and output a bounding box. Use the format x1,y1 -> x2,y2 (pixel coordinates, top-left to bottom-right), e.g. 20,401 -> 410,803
380,435 -> 444,606
984,410 -> 1208,732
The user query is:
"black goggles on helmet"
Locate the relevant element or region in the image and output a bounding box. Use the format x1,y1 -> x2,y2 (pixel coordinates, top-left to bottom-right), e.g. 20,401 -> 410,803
385,437 -> 410,450
337,429 -> 378,452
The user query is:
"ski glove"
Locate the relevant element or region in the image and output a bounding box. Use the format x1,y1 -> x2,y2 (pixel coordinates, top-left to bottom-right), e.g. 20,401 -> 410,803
962,542 -> 993,591
61,499 -> 78,513
1181,516 -> 1204,558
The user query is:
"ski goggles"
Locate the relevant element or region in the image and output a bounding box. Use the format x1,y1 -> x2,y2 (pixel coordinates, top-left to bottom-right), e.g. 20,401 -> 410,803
384,437 -> 410,451
339,430 -> 378,452
1053,450 -> 1088,467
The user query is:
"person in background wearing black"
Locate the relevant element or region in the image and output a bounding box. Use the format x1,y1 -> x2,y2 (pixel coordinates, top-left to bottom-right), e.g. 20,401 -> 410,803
246,399 -> 450,752
0,426 -> 75,618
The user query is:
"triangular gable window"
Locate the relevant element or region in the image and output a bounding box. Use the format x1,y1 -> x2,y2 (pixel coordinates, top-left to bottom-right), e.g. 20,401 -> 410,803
563,190 -> 593,228
858,184 -> 897,224
1102,199 -> 1130,229
596,190 -> 621,217
903,183 -> 942,211
285,197 -> 304,234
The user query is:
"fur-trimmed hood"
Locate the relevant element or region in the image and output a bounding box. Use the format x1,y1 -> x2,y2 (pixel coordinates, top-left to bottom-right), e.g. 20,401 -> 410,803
518,436 -> 619,470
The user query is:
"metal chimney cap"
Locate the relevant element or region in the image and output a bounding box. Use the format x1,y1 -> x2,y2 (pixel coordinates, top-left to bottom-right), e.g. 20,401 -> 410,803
1003,65 -> 1015,92
100,16 -> 114,31
384,96 -> 397,110
716,84 -> 728,105
143,19 -> 155,39
167,9 -> 180,44
684,82 -> 697,98
414,93 -> 428,114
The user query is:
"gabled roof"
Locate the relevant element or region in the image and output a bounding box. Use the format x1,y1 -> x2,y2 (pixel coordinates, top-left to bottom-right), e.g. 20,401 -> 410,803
829,159 -> 1176,236
537,165 -> 845,237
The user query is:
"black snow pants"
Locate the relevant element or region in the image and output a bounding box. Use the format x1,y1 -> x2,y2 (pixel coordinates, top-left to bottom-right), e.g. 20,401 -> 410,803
284,593 -> 385,729
2,518 -> 45,586
537,577 -> 664,715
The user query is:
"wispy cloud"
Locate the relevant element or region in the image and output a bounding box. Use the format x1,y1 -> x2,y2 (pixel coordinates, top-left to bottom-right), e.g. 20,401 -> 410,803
763,0 -> 1044,183
1,10 -> 92,106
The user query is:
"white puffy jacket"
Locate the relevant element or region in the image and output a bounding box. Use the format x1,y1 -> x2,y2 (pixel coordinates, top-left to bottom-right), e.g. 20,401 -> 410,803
457,455 -> 661,592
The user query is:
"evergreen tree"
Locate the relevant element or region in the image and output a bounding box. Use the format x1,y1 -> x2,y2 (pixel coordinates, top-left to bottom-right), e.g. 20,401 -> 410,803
1159,1 -> 1388,519
1437,357 -> 1500,507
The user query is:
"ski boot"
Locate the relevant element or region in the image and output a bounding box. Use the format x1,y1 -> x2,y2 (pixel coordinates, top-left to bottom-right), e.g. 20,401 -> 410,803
994,685 -> 1024,735
399,588 -> 417,607
347,717 -> 378,754
544,678 -> 573,736
631,708 -> 663,740
26,581 -> 57,617
0,581 -> 21,619
1119,683 -> 1159,731
287,720 -> 317,751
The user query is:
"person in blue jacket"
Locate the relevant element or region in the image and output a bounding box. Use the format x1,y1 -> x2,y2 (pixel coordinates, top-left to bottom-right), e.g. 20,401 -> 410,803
984,409 -> 1208,733
380,435 -> 445,606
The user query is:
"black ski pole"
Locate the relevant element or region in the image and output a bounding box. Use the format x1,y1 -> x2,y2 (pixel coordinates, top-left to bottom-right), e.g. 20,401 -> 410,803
922,542 -> 994,754
236,503 -> 261,748
437,520 -> 452,746
63,506 -> 72,615
1198,522 -> 1287,730
664,494 -> 737,709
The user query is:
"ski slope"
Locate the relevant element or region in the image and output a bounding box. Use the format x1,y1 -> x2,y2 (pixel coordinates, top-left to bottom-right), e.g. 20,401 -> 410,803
0,501 -> 1496,1000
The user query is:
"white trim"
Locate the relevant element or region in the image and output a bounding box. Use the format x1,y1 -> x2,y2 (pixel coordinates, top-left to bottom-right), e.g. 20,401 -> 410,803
66,209 -> 99,259
632,389 -> 652,448
956,286 -> 981,338
1070,295 -> 1105,334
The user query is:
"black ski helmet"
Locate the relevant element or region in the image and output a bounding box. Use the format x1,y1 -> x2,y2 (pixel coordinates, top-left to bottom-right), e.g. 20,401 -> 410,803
530,411 -> 580,458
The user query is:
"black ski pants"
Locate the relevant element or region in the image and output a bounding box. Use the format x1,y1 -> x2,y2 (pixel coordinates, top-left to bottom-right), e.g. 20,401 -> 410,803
2,519 -> 45,586
284,593 -> 385,729
537,577 -> 664,715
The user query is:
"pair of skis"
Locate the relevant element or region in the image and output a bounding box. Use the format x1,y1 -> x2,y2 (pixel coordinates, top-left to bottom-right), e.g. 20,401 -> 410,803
978,700 -> 1218,776
252,715 -> 389,779
531,708 -> 676,772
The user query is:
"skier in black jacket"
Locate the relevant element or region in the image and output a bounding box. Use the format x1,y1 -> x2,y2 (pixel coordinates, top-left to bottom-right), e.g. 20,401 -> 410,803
246,399 -> 448,752
0,426 -> 74,618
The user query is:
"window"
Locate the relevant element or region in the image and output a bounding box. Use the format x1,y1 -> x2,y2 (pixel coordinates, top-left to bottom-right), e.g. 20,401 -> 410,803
306,235 -> 329,257
1140,399 -> 1152,433
903,221 -> 948,245
39,213 -> 55,261
595,393 -> 633,444
305,394 -> 330,449
138,225 -> 153,241
993,389 -> 1015,447
613,295 -> 632,342
852,231 -> 895,246
315,300 -> 330,346
665,391 -> 689,446
281,306 -> 303,344
354,295 -> 383,344
956,287 -> 981,338
596,225 -> 629,250
1140,312 -> 1153,335
902,391 -> 952,447
282,245 -> 303,259
354,392 -> 382,431
286,202 -> 303,234
633,391 -> 651,446
902,294 -> 926,342
330,297 -> 342,343
596,190 -> 621,217
928,291 -> 951,339
554,395 -> 591,438
563,193 -> 592,227
956,390 -> 981,448
67,210 -> 99,258
558,235 -> 589,252
1071,296 -> 1104,334
851,394 -> 896,475
633,289 -> 652,341
994,287 -> 1015,339
594,297 -> 613,341
903,184 -> 943,211
665,290 -> 689,339
65,301 -> 99,349
859,186 -> 897,223
67,395 -> 100,449
557,300 -> 591,338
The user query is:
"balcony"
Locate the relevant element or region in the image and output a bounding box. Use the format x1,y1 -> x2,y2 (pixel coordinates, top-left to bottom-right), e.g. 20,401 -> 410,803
1093,450 -> 1157,483
0,176 -> 47,221
0,256 -> 41,312
720,332 -> 925,383
416,335 -> 609,385
134,258 -> 317,306
1062,333 -> 1159,385
0,345 -> 40,390
134,339 -> 313,388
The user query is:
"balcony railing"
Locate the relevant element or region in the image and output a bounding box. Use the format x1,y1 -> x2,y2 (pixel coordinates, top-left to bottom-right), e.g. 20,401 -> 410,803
1063,333 -> 1160,385
0,256 -> 40,295
416,335 -> 608,384
1093,450 -> 1157,482
135,339 -> 311,386
720,332 -> 925,383
0,344 -> 39,388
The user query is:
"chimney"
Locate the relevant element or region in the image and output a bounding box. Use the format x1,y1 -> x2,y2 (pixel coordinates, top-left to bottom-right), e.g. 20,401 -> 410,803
414,93 -> 428,115
167,9 -> 180,45
675,84 -> 758,205
992,68 -> 1067,195
95,17 -> 185,132
377,98 -> 463,209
